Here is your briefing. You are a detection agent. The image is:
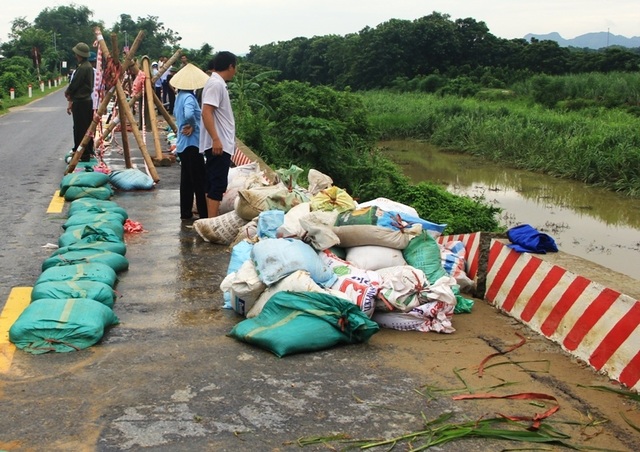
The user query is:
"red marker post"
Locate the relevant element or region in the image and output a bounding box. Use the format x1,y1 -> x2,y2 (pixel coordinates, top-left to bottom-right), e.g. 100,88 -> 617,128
28,84 -> 32,98
10,88 -> 15,100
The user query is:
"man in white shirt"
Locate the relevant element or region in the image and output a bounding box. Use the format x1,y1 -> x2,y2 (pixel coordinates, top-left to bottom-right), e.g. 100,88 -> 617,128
199,51 -> 237,218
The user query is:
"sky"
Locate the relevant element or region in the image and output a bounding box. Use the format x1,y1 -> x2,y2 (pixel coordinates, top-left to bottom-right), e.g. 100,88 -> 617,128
2,1 -> 639,55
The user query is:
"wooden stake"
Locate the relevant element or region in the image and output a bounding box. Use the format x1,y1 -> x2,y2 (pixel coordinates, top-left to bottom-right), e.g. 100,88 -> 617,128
142,57 -> 169,165
92,27 -> 160,182
117,96 -> 133,168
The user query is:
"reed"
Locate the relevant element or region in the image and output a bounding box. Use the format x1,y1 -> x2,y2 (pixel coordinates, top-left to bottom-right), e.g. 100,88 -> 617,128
361,90 -> 640,196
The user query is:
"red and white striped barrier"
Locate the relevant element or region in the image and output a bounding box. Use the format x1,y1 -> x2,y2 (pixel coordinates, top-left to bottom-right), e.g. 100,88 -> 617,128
484,239 -> 640,392
231,147 -> 253,167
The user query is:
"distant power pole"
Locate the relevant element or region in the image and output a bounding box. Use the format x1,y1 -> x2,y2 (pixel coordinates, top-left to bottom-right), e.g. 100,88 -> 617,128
607,28 -> 610,47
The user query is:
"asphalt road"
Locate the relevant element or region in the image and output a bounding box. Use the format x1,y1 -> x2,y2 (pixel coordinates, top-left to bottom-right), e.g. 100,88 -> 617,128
0,91 -> 638,451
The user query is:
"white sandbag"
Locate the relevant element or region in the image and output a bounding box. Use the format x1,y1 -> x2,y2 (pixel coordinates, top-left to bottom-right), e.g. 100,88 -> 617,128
220,259 -> 266,316
357,197 -> 419,217
251,238 -> 337,287
246,270 -> 325,318
219,186 -> 240,215
276,202 -> 312,238
299,212 -> 341,251
227,162 -> 260,188
375,265 -> 427,312
372,300 -> 456,333
345,245 -> 407,271
194,210 -> 248,245
229,259 -> 266,305
307,169 -> 333,195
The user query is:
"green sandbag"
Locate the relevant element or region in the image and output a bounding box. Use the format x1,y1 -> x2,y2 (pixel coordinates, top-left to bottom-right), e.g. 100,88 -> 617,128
35,262 -> 118,288
53,238 -> 126,257
31,280 -> 116,308
58,225 -> 124,249
42,249 -> 129,273
59,171 -> 110,196
228,291 -> 380,357
402,231 -> 448,284
64,220 -> 124,240
63,185 -> 114,201
68,199 -> 128,220
9,298 -> 119,354
63,212 -> 126,230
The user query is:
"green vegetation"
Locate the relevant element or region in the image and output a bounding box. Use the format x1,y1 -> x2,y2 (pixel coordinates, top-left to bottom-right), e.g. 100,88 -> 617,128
360,89 -> 640,196
232,77 -> 501,234
247,12 -> 640,92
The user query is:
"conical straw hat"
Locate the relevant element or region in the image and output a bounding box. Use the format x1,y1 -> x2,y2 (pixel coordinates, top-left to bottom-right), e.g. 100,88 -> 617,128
169,63 -> 210,90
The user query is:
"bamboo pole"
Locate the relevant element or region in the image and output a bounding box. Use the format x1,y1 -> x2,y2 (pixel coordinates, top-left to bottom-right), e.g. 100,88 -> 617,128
117,95 -> 133,168
109,33 -> 132,168
141,57 -> 167,164
100,48 -> 181,140
93,27 -> 159,182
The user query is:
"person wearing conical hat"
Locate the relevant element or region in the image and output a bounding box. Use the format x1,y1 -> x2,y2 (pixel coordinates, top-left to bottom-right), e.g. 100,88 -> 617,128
170,63 -> 211,220
64,42 -> 94,162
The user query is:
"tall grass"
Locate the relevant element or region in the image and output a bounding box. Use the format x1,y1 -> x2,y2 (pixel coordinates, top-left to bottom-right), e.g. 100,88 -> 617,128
361,90 -> 640,196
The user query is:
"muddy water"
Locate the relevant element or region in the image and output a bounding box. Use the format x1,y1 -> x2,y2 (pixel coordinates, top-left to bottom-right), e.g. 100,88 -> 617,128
380,140 -> 640,281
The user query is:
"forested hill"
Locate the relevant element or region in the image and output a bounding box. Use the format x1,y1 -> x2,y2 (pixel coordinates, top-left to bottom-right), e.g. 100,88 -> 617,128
245,12 -> 640,92
524,32 -> 640,49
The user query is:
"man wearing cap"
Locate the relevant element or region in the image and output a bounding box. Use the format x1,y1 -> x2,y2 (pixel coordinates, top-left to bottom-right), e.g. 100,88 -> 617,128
169,63 -> 210,220
64,42 -> 94,162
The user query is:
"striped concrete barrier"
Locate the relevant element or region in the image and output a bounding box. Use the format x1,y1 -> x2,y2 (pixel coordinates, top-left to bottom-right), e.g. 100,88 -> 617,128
483,239 -> 639,392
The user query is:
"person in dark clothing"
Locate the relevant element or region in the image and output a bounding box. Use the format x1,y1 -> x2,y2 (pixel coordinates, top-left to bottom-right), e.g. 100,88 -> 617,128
65,42 -> 94,162
169,63 -> 210,220
165,66 -> 177,114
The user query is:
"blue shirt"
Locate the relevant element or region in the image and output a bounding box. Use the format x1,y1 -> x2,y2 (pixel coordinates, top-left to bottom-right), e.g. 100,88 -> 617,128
173,90 -> 201,153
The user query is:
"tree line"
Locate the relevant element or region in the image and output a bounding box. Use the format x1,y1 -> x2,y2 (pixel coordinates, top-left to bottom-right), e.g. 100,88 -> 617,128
245,12 -> 640,93
0,4 -> 213,98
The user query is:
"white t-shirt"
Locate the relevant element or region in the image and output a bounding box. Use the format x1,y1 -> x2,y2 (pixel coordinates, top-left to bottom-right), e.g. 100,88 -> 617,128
199,72 -> 236,156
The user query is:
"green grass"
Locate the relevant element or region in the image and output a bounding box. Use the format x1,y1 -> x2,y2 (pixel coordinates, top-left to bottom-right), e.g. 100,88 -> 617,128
0,81 -> 67,115
360,90 -> 640,197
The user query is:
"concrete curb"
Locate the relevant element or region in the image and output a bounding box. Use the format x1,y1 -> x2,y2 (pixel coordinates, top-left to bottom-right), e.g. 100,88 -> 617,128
438,233 -> 640,392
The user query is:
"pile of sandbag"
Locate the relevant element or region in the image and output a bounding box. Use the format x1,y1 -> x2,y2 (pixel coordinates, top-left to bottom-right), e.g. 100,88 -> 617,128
211,164 -> 477,356
9,197 -> 130,354
60,161 -> 154,200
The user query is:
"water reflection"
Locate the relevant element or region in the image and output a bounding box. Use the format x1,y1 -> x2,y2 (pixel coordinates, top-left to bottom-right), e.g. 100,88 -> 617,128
380,140 -> 640,280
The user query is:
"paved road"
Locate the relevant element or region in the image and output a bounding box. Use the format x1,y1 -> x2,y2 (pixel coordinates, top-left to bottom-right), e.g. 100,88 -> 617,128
0,91 -> 639,451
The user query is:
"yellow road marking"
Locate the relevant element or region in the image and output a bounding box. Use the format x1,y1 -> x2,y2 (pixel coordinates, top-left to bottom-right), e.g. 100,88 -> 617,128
0,287 -> 31,373
47,189 -> 64,213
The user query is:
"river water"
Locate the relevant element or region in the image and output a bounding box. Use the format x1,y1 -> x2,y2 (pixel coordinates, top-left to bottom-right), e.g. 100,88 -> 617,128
380,140 -> 640,281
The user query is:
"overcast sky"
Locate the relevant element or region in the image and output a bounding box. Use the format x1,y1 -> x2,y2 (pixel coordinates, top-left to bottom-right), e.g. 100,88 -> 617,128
2,1 -> 639,54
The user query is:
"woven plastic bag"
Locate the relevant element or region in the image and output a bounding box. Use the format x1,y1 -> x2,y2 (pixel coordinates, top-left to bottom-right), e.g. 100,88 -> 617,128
35,262 -> 118,288
42,249 -> 129,273
9,298 -> 119,354
30,280 -> 117,308
67,199 -> 128,220
228,291 -> 380,357
109,168 -> 154,191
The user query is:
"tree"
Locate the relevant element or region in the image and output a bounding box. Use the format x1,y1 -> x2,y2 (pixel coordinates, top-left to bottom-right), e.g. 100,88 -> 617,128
34,5 -> 96,66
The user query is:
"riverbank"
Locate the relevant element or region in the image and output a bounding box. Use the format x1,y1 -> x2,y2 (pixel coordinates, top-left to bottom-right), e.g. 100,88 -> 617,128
380,139 -> 640,281
361,90 -> 640,197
